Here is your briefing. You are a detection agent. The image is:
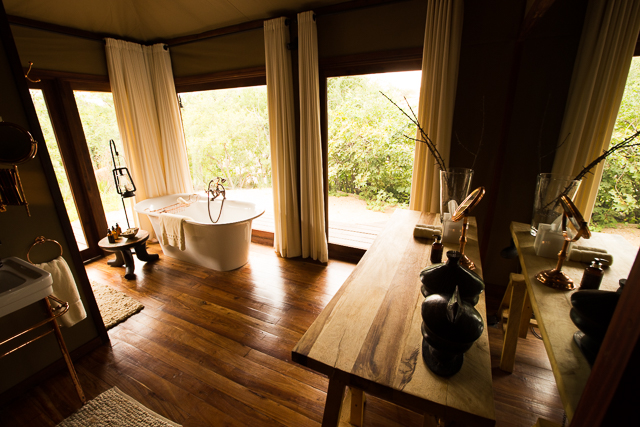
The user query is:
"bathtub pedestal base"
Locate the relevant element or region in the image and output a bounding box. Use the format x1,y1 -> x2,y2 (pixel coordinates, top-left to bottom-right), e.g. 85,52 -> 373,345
99,230 -> 159,280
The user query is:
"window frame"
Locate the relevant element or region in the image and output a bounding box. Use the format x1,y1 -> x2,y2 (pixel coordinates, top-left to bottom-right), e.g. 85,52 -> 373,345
27,69 -> 111,261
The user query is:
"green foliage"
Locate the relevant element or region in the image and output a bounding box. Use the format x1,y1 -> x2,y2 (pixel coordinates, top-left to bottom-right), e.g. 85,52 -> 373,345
179,87 -> 271,191
30,90 -> 125,221
592,58 -> 640,227
328,75 -> 417,208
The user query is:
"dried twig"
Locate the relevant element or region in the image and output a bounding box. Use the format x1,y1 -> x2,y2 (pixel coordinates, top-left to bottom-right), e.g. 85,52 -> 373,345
543,130 -> 640,211
381,92 -> 447,172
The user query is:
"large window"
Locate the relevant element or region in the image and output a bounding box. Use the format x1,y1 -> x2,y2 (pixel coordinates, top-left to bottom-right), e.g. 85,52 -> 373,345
592,56 -> 640,248
30,89 -> 87,249
74,91 -> 133,229
327,71 -> 421,249
179,86 -> 273,231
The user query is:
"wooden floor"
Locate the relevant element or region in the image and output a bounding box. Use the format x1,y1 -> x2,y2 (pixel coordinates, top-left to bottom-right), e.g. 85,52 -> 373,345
0,241 -> 564,426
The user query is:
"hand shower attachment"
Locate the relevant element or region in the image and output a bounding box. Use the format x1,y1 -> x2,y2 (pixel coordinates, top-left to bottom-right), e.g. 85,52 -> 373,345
207,177 -> 226,223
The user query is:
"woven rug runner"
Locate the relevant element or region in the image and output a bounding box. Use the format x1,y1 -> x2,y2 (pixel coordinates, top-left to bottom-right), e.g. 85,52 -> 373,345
57,387 -> 180,426
90,281 -> 144,329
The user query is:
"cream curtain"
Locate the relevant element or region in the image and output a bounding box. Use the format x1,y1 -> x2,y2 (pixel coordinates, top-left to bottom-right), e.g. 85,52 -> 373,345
298,11 -> 329,263
264,18 -> 302,258
550,0 -> 640,221
409,0 -> 464,213
105,39 -> 193,235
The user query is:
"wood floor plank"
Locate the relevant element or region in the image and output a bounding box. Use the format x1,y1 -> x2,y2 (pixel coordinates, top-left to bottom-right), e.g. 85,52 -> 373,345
109,326 -> 320,426
114,317 -> 326,421
1,241 -> 565,427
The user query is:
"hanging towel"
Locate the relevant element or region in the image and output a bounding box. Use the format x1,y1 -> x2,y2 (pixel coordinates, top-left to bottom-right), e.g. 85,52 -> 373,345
35,256 -> 86,327
159,213 -> 191,251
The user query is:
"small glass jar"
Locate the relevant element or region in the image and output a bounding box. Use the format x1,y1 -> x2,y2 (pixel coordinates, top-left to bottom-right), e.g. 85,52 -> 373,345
579,259 -> 604,290
430,234 -> 443,264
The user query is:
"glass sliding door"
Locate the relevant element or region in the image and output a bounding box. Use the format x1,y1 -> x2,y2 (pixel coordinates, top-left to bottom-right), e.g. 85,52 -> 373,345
30,89 -> 88,250
327,71 -> 420,249
73,91 -> 133,230
179,86 -> 274,232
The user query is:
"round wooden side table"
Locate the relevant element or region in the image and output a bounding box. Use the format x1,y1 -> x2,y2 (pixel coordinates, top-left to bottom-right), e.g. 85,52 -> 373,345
98,230 -> 159,279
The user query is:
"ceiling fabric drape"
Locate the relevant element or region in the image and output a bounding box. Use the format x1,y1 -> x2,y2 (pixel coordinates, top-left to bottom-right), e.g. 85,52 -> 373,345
298,11 -> 328,263
409,0 -> 464,213
550,0 -> 640,221
105,38 -> 193,236
264,18 -> 302,258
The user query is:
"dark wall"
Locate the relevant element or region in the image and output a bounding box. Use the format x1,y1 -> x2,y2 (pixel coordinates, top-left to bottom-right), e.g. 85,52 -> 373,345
451,0 -> 587,286
0,5 -> 104,395
7,0 -> 589,290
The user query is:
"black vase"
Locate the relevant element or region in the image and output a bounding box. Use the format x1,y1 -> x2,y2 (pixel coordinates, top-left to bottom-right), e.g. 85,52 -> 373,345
421,286 -> 484,376
570,289 -> 620,365
420,250 -> 485,305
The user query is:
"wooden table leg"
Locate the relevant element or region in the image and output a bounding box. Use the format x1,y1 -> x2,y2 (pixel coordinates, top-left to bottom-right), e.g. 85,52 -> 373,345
120,249 -> 136,279
519,290 -> 533,339
500,273 -> 527,373
349,387 -> 365,426
135,242 -> 159,262
322,374 -> 346,427
107,250 -> 125,267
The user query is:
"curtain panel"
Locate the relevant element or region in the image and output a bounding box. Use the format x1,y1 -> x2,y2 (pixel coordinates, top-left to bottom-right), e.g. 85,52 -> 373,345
105,39 -> 193,235
298,11 -> 329,263
409,0 -> 464,213
264,18 -> 302,258
550,0 -> 640,221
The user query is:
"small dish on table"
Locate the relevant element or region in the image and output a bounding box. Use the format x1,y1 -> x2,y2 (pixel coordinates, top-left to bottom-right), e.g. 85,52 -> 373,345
120,228 -> 139,239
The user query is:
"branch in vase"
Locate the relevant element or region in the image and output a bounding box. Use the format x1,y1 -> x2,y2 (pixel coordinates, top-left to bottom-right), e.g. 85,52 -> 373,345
542,130 -> 640,212
381,92 -> 447,172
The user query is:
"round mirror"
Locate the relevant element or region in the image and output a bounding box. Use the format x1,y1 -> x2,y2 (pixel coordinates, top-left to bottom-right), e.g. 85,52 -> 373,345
0,122 -> 38,164
559,193 -> 591,241
452,187 -> 485,222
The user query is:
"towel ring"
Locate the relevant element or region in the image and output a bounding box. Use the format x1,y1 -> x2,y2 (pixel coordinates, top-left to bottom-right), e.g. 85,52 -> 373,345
27,236 -> 63,264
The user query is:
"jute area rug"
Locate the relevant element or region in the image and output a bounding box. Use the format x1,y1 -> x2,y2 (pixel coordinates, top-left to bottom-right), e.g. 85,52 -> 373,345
90,281 -> 144,329
57,387 -> 180,426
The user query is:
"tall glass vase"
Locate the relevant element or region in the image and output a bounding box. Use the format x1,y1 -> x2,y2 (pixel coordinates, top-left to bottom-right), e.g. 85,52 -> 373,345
530,173 -> 581,236
440,168 -> 473,244
440,168 -> 473,221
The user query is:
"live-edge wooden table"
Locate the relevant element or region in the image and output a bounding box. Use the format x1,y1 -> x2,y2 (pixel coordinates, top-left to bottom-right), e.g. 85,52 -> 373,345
293,210 -> 496,427
503,222 -> 638,425
98,229 -> 159,279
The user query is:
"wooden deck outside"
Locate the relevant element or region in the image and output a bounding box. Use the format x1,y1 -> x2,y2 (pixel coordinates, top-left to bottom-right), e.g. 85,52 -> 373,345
253,211 -> 387,251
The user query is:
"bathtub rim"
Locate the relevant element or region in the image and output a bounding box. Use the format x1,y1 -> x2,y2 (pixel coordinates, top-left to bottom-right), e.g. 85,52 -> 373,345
134,192 -> 265,226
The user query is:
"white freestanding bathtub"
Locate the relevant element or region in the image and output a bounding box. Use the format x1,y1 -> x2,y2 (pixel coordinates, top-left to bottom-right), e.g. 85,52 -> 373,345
135,193 -> 264,271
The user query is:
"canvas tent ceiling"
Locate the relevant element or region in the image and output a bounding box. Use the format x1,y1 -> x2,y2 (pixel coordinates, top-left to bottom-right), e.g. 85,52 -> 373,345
2,0 -> 350,42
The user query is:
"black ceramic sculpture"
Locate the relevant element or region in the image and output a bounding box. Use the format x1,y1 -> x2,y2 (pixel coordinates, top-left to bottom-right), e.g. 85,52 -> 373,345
570,288 -> 621,365
421,286 -> 484,376
420,251 -> 485,305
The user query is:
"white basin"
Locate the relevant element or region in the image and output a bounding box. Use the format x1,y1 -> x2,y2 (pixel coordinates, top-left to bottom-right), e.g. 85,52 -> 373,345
0,257 -> 53,318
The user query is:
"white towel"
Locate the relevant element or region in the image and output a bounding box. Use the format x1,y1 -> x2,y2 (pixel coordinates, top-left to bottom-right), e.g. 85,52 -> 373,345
35,256 -> 86,327
160,213 -> 191,251
413,224 -> 443,239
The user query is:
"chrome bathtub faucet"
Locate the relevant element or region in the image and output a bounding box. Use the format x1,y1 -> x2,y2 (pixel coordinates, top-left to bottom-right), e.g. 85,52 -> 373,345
207,177 -> 226,223
208,177 -> 226,201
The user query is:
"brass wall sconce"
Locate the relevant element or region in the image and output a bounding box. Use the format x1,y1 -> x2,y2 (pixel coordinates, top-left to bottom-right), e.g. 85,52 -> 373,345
451,186 -> 485,270
536,194 -> 591,290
